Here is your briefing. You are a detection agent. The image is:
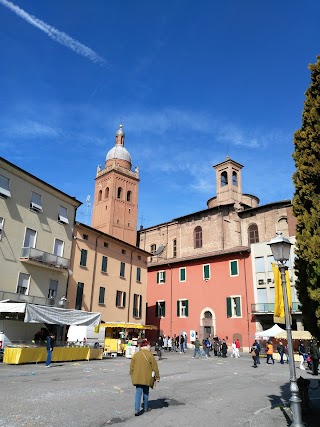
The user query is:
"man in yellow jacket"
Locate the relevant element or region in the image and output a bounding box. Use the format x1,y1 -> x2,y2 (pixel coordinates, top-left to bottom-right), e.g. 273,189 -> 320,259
130,340 -> 160,416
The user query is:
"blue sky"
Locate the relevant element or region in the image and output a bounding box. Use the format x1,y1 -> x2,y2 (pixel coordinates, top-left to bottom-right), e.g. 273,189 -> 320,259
1,0 -> 319,228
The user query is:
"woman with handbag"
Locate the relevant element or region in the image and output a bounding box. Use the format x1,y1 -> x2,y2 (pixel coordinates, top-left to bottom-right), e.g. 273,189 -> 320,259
130,340 -> 160,416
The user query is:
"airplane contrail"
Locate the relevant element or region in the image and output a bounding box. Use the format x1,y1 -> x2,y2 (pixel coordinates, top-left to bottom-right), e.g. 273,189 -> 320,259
0,0 -> 105,65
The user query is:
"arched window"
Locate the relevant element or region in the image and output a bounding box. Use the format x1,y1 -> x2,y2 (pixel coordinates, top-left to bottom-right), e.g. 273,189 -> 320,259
204,310 -> 212,319
117,187 -> 122,199
221,171 -> 228,187
98,190 -> 102,202
232,171 -> 238,186
248,224 -> 259,244
277,217 -> 288,235
194,226 -> 202,248
127,191 -> 131,202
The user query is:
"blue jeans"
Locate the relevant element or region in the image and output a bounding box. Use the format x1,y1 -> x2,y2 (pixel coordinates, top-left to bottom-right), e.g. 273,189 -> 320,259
46,350 -> 52,366
180,343 -> 184,353
193,347 -> 200,358
135,385 -> 149,412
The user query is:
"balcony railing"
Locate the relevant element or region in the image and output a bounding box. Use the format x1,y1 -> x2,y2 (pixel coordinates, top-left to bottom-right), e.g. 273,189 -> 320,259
0,290 -> 68,308
251,302 -> 301,314
20,247 -> 70,270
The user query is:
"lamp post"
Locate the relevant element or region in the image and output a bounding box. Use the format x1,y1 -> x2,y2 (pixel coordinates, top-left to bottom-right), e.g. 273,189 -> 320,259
267,232 -> 303,427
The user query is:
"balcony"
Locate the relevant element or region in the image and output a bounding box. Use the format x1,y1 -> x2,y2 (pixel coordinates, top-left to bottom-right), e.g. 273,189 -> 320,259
20,247 -> 70,270
0,290 -> 69,308
251,302 -> 302,314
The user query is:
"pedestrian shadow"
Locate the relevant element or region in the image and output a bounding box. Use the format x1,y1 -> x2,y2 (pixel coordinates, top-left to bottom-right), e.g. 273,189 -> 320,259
267,386 -> 292,427
148,398 -> 184,410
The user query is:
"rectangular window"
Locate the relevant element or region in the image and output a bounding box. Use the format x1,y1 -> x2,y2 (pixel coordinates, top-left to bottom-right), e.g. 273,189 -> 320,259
255,257 -> 265,273
30,191 -> 43,212
0,216 -> 4,241
99,287 -> 105,304
226,296 -> 241,318
80,249 -> 88,267
54,239 -> 64,257
267,255 -> 275,271
17,272 -> 30,295
230,260 -> 239,276
83,234 -> 88,240
136,267 -> 141,282
173,239 -> 177,258
177,299 -> 188,317
0,174 -> 11,198
75,282 -> 84,310
104,242 -> 108,248
101,256 -> 108,272
156,301 -> 166,317
156,271 -> 166,284
133,294 -> 142,318
120,262 -> 125,278
48,279 -> 58,299
150,244 -> 156,254
116,290 -> 126,308
203,264 -> 210,280
179,267 -> 186,282
58,206 -> 69,224
23,228 -> 37,248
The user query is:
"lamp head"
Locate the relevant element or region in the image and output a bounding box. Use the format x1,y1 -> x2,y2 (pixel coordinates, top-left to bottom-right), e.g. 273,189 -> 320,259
267,231 -> 292,264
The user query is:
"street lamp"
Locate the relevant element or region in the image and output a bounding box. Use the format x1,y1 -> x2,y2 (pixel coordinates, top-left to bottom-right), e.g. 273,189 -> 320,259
267,232 -> 303,427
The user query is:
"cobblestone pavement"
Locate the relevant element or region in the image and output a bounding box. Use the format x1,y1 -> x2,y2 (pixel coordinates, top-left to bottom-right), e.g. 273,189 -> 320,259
0,351 -> 319,427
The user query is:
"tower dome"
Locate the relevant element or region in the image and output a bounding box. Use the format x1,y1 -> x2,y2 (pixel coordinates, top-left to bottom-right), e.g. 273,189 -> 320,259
106,124 -> 132,167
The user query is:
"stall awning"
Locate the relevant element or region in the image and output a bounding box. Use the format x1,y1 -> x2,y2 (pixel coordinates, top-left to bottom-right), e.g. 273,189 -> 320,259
255,324 -> 285,338
275,330 -> 313,340
100,322 -> 157,330
0,302 -> 27,313
24,304 -> 101,326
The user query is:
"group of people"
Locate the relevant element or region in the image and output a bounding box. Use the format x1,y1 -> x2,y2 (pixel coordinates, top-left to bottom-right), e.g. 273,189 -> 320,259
192,337 -> 229,359
156,334 -> 187,353
298,339 -> 320,375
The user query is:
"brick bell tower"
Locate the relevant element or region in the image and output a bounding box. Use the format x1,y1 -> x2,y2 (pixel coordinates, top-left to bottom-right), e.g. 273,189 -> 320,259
91,124 -> 140,246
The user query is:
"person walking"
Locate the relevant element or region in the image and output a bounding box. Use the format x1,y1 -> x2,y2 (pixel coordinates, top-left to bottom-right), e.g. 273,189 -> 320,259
130,340 -> 160,416
167,336 -> 172,352
179,335 -> 185,353
266,341 -> 275,365
253,339 -> 261,364
175,334 -> 179,352
298,341 -> 306,370
45,332 -> 55,367
277,341 -> 284,364
235,338 -> 241,358
172,334 -> 177,352
204,338 -> 210,359
231,341 -> 236,358
192,338 -> 201,359
221,339 -> 228,357
250,342 -> 258,368
310,340 -> 320,376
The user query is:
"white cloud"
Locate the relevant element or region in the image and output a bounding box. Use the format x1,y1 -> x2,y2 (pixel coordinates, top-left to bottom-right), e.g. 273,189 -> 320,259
0,0 -> 105,65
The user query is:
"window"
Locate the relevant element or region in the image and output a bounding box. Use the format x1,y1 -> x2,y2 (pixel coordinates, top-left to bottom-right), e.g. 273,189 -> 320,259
226,296 -> 241,318
82,234 -> 88,240
133,294 -> 142,318
177,300 -> 188,317
136,267 -> 141,282
127,191 -> 131,202
104,242 -> 109,248
248,224 -> 259,244
101,256 -> 108,273
53,239 -> 64,257
156,301 -> 166,317
105,187 -> 109,198
99,287 -> 105,304
122,249 -> 126,254
221,171 -> 228,187
138,255 -> 141,260
116,290 -> 126,308
230,260 -> 239,276
98,190 -> 102,201
157,271 -> 166,284
0,174 -> 11,198
255,257 -> 265,273
232,171 -> 238,186
23,228 -> 36,248
117,187 -> 122,199
0,216 -> 4,240
179,267 -> 186,282
17,272 -> 30,295
120,262 -> 125,278
203,264 -> 210,280
58,206 -> 69,224
80,249 -> 88,267
267,255 -> 275,271
150,244 -> 157,254
75,282 -> 84,310
30,191 -> 43,212
173,239 -> 177,258
194,226 -> 202,249
48,279 -> 58,299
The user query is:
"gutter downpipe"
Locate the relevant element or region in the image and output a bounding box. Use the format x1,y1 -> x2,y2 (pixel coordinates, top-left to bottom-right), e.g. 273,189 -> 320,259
90,233 -> 103,312
127,248 -> 137,323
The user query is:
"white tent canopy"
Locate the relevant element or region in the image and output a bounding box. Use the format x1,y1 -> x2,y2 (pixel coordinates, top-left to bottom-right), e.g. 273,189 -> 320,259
255,324 -> 285,338
0,302 -> 27,313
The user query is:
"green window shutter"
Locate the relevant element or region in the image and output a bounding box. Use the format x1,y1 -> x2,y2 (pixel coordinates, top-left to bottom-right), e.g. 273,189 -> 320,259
115,291 -> 119,307
163,302 -> 166,317
123,292 -> 126,308
226,297 -> 232,317
136,267 -> 141,282
230,260 -> 238,276
163,271 -> 166,283
101,256 -> 108,272
139,296 -> 142,318
180,268 -> 186,281
177,301 -> 180,316
185,300 -> 189,317
157,272 -> 159,284
80,249 -> 87,266
204,264 -> 210,279
235,297 -> 241,316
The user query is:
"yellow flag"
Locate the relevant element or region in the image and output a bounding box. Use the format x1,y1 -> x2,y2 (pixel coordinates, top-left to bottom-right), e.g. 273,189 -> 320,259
272,263 -> 292,324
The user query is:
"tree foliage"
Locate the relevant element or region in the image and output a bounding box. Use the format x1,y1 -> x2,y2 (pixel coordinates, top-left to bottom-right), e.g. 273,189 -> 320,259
292,55 -> 320,340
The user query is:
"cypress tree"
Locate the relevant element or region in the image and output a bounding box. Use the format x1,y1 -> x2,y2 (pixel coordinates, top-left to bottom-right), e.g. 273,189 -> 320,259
292,55 -> 320,340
